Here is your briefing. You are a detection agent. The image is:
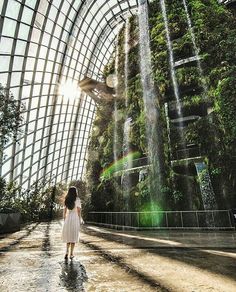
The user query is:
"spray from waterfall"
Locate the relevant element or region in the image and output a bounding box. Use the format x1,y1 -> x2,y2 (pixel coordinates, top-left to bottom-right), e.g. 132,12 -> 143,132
138,0 -> 163,205
182,0 -> 208,95
122,19 -> 132,211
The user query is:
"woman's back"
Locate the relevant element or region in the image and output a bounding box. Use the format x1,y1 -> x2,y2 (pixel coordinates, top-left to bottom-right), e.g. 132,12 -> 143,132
67,198 -> 81,213
62,186 -> 82,259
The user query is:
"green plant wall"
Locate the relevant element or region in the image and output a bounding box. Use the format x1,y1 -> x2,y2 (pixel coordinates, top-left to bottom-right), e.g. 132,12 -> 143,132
86,0 -> 236,212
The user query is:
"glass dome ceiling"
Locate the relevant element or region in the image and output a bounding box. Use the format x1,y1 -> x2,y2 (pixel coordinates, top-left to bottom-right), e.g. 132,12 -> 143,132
0,0 -> 141,191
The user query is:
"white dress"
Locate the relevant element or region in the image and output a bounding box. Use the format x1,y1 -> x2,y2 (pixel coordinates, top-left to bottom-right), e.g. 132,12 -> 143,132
62,198 -> 81,243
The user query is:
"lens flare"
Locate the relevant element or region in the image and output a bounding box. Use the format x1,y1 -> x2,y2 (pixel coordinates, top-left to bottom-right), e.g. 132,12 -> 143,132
139,201 -> 164,227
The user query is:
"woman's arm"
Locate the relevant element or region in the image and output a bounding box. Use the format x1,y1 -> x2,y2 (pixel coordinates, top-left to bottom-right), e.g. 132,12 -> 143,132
77,207 -> 81,217
63,206 -> 67,220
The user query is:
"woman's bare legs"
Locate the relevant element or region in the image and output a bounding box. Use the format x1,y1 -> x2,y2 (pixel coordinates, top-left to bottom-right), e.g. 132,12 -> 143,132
65,243 -> 70,259
70,243 -> 75,258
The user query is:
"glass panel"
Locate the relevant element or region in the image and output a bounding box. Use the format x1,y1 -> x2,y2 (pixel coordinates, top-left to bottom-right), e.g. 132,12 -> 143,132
21,6 -> 34,23
25,0 -> 37,9
26,57 -> 36,71
0,73 -> 8,86
10,72 -> 22,87
48,5 -> 57,20
15,40 -> 27,55
0,37 -> 13,54
0,56 -> 10,72
6,0 -> 21,20
31,27 -> 41,43
18,23 -> 31,39
2,18 -> 17,38
42,32 -> 50,46
0,1 -> 3,14
13,56 -> 24,71
28,42 -> 38,56
45,18 -> 54,34
2,158 -> 11,176
54,25 -> 62,39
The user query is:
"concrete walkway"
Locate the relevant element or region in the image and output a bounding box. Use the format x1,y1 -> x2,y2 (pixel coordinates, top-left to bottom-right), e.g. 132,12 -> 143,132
0,221 -> 236,291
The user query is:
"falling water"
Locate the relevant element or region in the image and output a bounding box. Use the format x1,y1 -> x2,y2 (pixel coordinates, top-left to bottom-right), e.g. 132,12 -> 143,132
123,118 -> 132,167
138,0 -> 163,203
160,0 -> 194,209
124,18 -> 130,107
195,162 -> 217,210
123,18 -> 132,171
160,0 -> 182,115
113,40 -> 119,172
160,0 -> 187,155
122,19 -> 132,211
195,161 -> 217,226
122,117 -> 132,210
182,0 -> 208,94
113,101 -> 118,169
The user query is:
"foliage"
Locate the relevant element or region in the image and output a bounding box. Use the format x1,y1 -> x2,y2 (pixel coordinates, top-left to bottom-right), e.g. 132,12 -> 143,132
0,84 -> 24,157
86,0 -> 236,212
0,178 -> 21,214
0,177 -> 67,221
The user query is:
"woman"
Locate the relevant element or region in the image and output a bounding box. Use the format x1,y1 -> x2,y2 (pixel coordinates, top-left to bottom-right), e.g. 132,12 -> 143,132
62,186 -> 81,260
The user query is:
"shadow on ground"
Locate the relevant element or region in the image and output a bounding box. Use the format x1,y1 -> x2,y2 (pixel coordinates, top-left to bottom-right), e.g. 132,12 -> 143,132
80,238 -> 169,291
82,226 -> 236,281
0,222 -> 40,252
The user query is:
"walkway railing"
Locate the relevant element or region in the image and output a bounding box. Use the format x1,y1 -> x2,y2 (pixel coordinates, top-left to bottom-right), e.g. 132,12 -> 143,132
87,210 -> 235,230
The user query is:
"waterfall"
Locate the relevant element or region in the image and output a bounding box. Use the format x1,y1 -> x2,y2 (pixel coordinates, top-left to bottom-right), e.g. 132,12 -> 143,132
195,161 -> 217,226
160,0 -> 182,115
121,19 -> 132,211
122,117 -> 132,211
113,39 -> 119,172
195,161 -> 217,210
138,0 -> 164,203
124,18 -> 130,107
123,118 -> 132,164
113,101 -> 118,170
160,0 -> 187,153
182,0 -> 208,94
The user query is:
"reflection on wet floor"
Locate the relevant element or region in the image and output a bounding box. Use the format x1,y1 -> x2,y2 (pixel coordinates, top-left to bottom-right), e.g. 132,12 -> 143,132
41,221 -> 51,256
0,222 -> 40,252
80,238 -> 168,291
0,220 -> 235,292
59,260 -> 88,291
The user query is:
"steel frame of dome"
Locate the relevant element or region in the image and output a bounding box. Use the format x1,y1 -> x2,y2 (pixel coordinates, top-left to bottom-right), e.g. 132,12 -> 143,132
0,0 -> 145,191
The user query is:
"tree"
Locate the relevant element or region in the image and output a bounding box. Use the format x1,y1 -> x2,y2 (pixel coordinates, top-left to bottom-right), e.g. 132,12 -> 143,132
0,84 -> 24,173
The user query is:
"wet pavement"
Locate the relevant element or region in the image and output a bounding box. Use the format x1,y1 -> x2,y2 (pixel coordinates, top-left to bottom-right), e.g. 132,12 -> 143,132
0,221 -> 236,291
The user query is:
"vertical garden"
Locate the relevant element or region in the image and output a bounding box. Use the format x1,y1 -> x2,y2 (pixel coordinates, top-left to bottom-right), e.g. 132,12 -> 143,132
86,0 -> 236,212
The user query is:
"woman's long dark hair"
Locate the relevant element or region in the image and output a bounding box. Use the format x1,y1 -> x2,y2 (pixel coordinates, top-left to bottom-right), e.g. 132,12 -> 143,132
64,187 -> 77,210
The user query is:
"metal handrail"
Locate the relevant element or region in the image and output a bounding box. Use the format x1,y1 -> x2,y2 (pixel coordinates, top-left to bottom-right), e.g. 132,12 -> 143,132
87,210 -> 235,230
89,210 -> 230,213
